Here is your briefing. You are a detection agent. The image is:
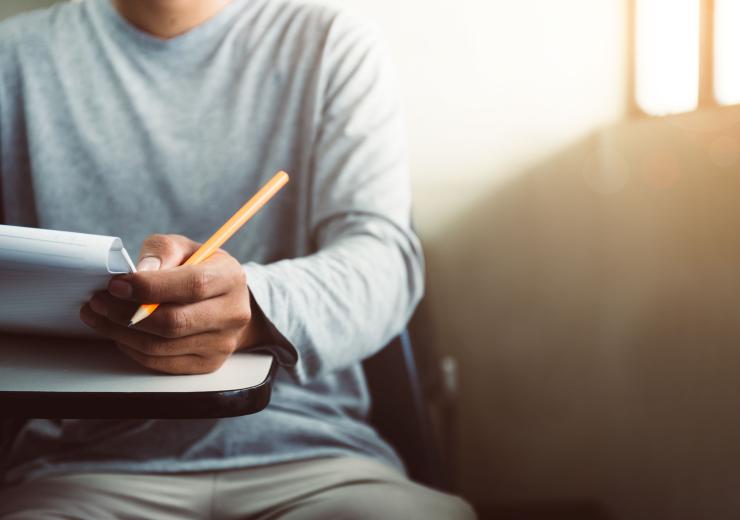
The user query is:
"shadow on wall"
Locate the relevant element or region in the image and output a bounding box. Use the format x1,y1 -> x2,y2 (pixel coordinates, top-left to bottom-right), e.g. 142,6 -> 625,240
419,106 -> 740,520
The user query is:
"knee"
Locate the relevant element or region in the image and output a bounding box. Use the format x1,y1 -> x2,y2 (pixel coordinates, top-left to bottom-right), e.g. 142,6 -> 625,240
376,492 -> 475,520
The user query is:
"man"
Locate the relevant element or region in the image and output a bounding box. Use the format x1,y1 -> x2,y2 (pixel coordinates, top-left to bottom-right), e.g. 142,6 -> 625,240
0,0 -> 474,518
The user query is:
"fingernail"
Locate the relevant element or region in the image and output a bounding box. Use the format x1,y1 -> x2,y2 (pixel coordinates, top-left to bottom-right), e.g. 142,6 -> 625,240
137,256 -> 161,272
80,308 -> 96,328
89,297 -> 107,317
109,279 -> 133,298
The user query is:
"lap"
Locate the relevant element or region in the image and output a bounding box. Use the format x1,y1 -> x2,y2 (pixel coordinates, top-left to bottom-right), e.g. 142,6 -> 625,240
0,457 -> 475,520
0,471 -> 211,520
217,457 -> 475,519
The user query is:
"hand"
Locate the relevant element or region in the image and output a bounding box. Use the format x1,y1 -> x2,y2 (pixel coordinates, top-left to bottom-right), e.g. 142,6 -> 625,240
80,234 -> 267,374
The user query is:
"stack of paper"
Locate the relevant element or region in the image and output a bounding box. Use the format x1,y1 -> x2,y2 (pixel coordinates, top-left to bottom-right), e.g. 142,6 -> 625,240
0,225 -> 135,336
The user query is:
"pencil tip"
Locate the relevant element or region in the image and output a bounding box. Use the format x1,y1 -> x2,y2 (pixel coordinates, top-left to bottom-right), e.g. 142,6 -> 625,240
129,306 -> 150,326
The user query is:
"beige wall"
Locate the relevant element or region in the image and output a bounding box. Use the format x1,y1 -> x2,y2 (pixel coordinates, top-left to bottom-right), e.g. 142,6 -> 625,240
320,0 -> 628,237
442,107 -> 740,519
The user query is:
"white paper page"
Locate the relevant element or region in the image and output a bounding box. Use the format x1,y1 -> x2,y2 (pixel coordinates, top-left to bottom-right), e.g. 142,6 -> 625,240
0,225 -> 135,336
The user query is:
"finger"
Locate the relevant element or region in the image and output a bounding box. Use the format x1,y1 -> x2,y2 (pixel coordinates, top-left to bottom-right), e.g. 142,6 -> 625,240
137,234 -> 201,271
107,234 -> 202,300
81,304 -> 238,358
109,252 -> 245,304
90,291 -> 248,339
81,304 -> 185,356
116,344 -> 225,375
116,345 -> 218,375
89,291 -> 139,323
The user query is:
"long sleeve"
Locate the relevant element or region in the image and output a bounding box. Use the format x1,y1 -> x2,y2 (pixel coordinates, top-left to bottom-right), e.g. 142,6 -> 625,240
244,14 -> 424,384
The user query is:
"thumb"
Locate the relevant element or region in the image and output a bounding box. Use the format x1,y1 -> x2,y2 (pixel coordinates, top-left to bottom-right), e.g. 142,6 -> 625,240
137,234 -> 201,271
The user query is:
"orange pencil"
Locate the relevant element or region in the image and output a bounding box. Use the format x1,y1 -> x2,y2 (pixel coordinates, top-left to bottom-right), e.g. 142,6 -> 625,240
128,170 -> 289,326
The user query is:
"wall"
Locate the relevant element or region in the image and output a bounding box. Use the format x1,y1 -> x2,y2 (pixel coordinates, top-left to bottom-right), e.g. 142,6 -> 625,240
319,0 -> 628,237
444,106 -> 740,520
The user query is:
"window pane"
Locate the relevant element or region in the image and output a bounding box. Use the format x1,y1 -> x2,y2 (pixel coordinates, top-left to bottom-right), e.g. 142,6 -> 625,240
715,0 -> 740,105
635,0 -> 700,116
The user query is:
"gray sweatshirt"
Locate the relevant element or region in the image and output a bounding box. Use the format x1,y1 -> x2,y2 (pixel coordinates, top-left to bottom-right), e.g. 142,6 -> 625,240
0,0 -> 423,484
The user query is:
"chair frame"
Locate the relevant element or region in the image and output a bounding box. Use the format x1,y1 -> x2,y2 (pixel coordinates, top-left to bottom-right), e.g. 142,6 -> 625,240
363,330 -> 450,490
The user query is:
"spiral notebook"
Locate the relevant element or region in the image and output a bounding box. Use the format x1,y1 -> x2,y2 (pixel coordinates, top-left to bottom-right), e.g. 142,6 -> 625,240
0,225 -> 136,336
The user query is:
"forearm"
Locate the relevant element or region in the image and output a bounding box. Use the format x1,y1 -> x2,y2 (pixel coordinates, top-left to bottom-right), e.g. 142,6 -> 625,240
243,13 -> 425,383
245,214 -> 424,383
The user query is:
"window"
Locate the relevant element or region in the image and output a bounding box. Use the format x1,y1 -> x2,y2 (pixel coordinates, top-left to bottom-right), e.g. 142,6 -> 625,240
635,0 -> 700,115
634,0 -> 740,115
714,0 -> 740,105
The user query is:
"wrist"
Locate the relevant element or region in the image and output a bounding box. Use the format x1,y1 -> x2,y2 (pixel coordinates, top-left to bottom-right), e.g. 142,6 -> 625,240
238,291 -> 273,350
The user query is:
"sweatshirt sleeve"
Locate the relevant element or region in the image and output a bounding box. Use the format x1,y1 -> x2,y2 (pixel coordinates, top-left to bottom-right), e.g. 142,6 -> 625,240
243,13 -> 424,384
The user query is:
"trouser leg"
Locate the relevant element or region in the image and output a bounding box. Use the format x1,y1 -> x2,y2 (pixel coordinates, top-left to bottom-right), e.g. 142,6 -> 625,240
214,457 -> 476,520
0,472 -> 212,520
0,457 -> 476,520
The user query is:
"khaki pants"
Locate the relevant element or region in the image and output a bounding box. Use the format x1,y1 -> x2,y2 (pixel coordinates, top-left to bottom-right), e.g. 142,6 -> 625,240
0,457 -> 475,519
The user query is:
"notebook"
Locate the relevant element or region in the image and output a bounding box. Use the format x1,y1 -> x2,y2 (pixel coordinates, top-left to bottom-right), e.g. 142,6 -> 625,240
0,225 -> 136,336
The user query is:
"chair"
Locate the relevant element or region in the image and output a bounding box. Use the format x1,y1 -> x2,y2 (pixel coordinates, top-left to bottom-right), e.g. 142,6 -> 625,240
363,330 -> 456,491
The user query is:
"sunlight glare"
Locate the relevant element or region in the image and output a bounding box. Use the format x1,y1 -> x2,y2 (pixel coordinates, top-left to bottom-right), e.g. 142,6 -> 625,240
715,0 -> 740,105
635,0 -> 700,116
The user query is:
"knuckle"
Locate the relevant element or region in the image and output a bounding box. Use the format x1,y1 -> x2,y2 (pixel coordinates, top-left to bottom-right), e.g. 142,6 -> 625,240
233,265 -> 247,287
132,276 -> 161,302
234,305 -> 252,327
143,234 -> 173,253
140,234 -> 184,269
221,337 -> 239,354
230,298 -> 252,325
241,299 -> 253,321
162,309 -> 189,338
142,338 -> 169,356
170,234 -> 192,247
189,268 -> 211,300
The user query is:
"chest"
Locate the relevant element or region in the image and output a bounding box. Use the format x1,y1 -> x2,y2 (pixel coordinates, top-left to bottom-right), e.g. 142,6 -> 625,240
3,45 -> 315,260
